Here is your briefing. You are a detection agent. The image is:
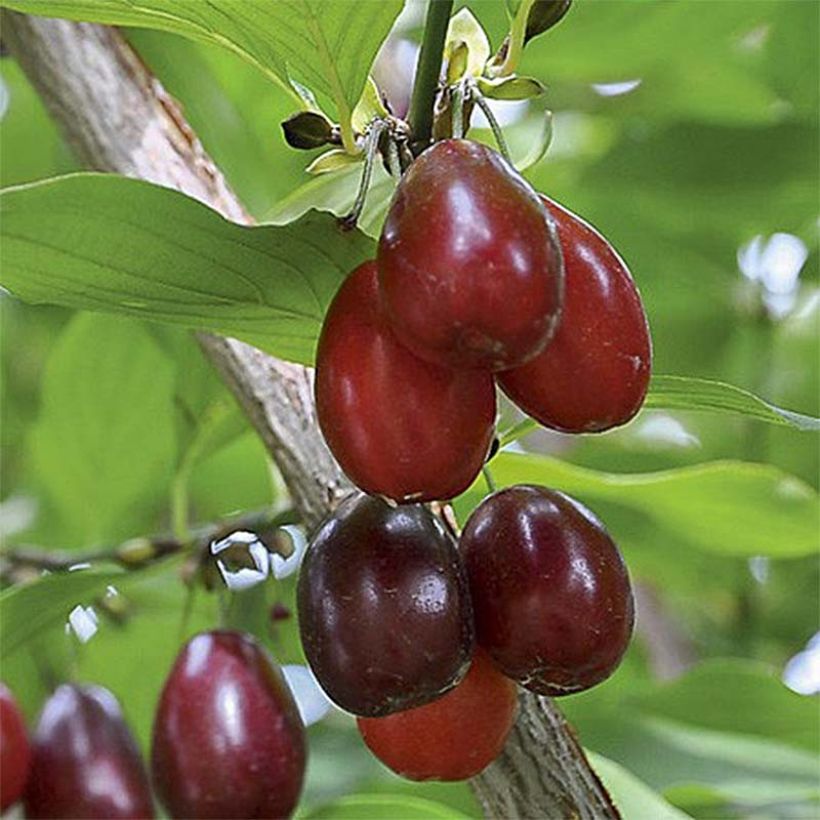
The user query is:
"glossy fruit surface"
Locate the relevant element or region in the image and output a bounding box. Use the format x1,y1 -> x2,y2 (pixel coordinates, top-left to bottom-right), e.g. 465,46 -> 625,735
24,684 -> 154,819
460,485 -> 634,696
357,649 -> 517,781
0,684 -> 30,811
316,260 -> 495,502
378,139 -> 563,371
152,630 -> 305,820
498,197 -> 651,432
298,493 -> 474,717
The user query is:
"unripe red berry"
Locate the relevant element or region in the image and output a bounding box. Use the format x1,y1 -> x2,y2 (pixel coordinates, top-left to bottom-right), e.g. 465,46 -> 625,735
378,139 -> 563,371
357,649 -> 517,781
316,260 -> 495,502
498,197 -> 651,433
0,684 -> 30,812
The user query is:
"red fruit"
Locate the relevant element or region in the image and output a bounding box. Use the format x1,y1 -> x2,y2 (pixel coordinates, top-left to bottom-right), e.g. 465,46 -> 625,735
498,197 -> 651,432
316,260 -> 495,502
459,485 -> 634,696
152,631 -> 305,819
357,650 -> 517,781
0,684 -> 30,811
378,139 -> 563,371
24,684 -> 154,819
298,493 -> 474,717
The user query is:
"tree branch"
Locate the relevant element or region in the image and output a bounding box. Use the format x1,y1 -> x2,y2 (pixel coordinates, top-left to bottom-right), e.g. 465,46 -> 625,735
1,11 -> 618,818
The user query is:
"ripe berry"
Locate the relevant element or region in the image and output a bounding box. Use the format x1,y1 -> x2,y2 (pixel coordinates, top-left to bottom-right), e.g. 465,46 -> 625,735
357,649 -> 517,781
459,485 -> 634,696
498,197 -> 651,432
297,493 -> 474,717
151,631 -> 306,820
316,260 -> 495,502
24,684 -> 154,819
0,684 -> 30,812
378,139 -> 563,371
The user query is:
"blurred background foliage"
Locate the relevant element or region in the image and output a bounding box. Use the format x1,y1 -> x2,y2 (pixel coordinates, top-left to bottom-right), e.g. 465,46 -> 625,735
1,1 -> 818,818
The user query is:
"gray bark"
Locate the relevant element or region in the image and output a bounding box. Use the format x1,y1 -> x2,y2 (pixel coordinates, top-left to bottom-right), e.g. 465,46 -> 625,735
1,11 -> 619,818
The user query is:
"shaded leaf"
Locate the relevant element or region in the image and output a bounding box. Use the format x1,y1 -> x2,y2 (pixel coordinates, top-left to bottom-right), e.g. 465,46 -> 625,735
30,313 -> 176,545
303,794 -> 468,820
0,174 -> 374,364
587,752 -> 692,820
646,375 -> 820,431
0,0 -> 403,127
467,454 -> 819,558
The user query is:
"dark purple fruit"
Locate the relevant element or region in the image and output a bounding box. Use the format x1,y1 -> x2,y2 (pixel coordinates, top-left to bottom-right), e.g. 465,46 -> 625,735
460,485 -> 634,696
297,493 -> 474,717
151,631 -> 305,819
24,684 -> 154,819
378,139 -> 563,371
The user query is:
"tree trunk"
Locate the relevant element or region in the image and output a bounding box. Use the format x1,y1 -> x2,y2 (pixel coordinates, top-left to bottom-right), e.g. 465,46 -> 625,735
1,11 -> 619,819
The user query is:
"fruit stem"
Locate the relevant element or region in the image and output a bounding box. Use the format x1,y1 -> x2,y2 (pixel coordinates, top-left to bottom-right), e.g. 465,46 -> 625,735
451,80 -> 467,139
408,0 -> 454,154
482,466 -> 497,494
470,87 -> 512,164
339,119 -> 385,229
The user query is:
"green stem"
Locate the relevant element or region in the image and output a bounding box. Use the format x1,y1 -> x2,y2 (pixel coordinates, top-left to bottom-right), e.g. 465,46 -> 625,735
408,0 -> 454,152
471,88 -> 512,163
482,466 -> 497,494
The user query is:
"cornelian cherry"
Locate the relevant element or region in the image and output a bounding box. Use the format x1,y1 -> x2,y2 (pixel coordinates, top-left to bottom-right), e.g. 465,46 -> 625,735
460,485 -> 634,696
0,684 -> 30,812
498,197 -> 651,433
151,631 -> 305,819
298,493 -> 474,717
378,139 -> 563,371
24,684 -> 154,819
357,649 -> 517,781
315,260 -> 495,502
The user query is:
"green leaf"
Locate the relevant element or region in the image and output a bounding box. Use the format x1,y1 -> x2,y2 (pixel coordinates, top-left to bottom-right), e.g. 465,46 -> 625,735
303,795 -> 469,820
30,313 -> 176,545
468,454 -> 819,558
0,566 -> 123,659
646,375 -> 820,431
0,174 -> 374,364
0,0 -> 403,129
477,75 -> 546,100
576,716 -> 820,808
306,148 -> 363,175
501,375 -> 820,446
586,752 -> 692,820
631,659 -> 820,752
266,163 -> 395,240
445,8 -> 491,80
351,77 -> 388,134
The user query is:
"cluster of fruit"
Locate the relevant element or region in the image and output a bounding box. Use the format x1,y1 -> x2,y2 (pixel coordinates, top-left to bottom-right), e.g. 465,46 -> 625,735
0,631 -> 306,818
316,138 -> 651,504
305,138 -> 649,781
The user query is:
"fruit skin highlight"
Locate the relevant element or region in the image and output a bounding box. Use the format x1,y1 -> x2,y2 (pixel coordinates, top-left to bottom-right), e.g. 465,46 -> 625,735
460,485 -> 634,696
24,684 -> 154,819
316,260 -> 496,503
357,649 -> 518,781
151,630 -> 306,820
0,684 -> 30,812
378,139 -> 564,371
298,493 -> 475,717
498,196 -> 651,433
